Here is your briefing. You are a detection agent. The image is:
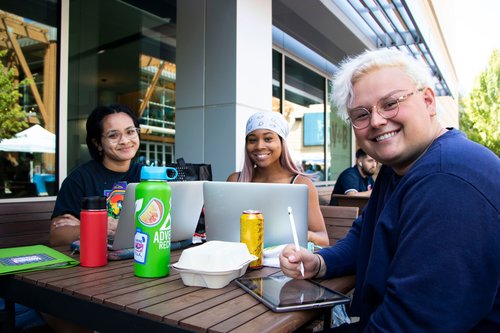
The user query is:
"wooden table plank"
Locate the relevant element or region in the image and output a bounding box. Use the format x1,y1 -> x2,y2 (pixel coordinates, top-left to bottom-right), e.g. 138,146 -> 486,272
84,269 -> 182,301
207,303 -> 269,333
67,273 -> 135,293
102,278 -> 189,310
19,259 -> 131,286
141,285 -> 242,322
179,291 -> 260,332
75,275 -> 157,301
57,266 -> 135,289
125,283 -> 203,314
228,307 -> 317,333
319,275 -> 355,295
165,288 -> 247,329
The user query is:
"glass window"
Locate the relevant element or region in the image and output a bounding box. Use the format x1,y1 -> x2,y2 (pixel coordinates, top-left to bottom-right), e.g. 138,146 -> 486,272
67,0 -> 177,172
327,80 -> 352,181
138,140 -> 173,166
273,51 -> 327,182
272,50 -> 352,182
272,49 -> 283,112
0,2 -> 58,198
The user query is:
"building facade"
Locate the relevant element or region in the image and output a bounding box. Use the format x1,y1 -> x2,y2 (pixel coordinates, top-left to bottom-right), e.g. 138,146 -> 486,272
0,0 -> 458,200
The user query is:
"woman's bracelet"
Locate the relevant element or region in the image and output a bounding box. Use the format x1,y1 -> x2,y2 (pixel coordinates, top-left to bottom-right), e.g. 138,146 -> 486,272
314,253 -> 322,278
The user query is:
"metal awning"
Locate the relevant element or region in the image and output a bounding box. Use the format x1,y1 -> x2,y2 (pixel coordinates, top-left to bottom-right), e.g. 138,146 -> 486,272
336,0 -> 451,96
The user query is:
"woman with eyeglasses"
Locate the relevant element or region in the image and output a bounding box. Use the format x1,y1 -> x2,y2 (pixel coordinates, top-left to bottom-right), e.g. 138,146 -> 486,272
50,104 -> 142,246
280,49 -> 500,332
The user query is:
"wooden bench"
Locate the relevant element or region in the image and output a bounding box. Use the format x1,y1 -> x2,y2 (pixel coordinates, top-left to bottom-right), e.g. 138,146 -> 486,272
320,205 -> 359,246
329,194 -> 369,212
0,199 -> 56,333
0,198 -> 55,248
315,184 -> 335,206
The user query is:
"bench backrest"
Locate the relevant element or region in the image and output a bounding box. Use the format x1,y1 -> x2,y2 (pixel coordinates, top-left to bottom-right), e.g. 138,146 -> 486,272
320,205 -> 359,246
329,194 -> 369,212
0,199 -> 55,248
316,186 -> 334,206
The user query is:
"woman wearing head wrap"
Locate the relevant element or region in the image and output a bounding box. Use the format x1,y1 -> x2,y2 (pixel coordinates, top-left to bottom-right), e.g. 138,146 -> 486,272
227,111 -> 328,247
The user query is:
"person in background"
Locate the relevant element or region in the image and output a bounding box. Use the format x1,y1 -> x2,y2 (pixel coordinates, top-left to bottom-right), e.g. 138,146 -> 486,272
329,148 -> 377,205
14,152 -> 33,182
50,104 -> 142,246
313,164 -> 325,181
280,49 -> 499,332
227,111 -> 329,247
0,152 -> 16,197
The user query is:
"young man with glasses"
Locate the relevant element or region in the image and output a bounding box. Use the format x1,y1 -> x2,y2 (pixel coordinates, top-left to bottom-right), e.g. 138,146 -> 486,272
280,49 -> 499,332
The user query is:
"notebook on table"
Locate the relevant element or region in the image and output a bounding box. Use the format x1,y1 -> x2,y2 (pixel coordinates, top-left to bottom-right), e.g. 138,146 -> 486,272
0,245 -> 79,275
203,181 -> 309,248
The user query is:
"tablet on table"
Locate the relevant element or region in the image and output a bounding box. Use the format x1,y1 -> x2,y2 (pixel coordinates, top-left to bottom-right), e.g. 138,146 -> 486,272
235,275 -> 351,312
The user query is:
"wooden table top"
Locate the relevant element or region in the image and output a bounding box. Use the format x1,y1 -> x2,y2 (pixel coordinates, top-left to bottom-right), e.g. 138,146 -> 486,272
1,247 -> 355,333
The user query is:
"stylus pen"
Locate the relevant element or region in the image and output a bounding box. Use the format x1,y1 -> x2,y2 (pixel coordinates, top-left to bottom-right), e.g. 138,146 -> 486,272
288,206 -> 304,277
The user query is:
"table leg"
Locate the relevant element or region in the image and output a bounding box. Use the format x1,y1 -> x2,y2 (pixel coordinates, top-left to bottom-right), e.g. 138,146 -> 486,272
323,307 -> 332,330
1,299 -> 15,333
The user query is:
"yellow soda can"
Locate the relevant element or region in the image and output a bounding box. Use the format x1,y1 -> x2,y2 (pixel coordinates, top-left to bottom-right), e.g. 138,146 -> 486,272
240,209 -> 264,269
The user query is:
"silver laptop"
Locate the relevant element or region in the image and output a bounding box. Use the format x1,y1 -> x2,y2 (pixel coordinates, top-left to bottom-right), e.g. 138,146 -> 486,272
110,181 -> 205,250
203,181 -> 309,248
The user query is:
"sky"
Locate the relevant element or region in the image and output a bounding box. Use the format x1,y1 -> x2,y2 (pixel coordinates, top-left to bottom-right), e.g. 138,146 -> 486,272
440,0 -> 500,94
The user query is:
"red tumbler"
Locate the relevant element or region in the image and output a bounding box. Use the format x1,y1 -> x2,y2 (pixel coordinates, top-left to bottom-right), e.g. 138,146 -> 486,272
80,196 -> 108,267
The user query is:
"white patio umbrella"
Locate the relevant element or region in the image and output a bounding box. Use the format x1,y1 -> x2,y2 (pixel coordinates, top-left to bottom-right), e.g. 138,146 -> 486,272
0,125 -> 56,153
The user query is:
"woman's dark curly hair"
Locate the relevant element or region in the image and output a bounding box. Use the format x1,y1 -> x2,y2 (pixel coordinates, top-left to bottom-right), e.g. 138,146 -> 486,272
85,104 -> 140,161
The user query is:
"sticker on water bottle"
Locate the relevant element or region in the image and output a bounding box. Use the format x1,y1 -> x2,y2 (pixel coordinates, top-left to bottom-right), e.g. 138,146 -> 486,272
137,198 -> 164,227
134,229 -> 148,264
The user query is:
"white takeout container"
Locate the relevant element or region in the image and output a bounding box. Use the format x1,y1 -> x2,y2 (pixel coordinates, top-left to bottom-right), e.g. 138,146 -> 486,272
173,260 -> 253,289
172,241 -> 257,289
173,240 -> 256,272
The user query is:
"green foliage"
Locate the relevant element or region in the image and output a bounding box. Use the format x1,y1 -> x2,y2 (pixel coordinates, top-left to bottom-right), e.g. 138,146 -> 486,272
0,50 -> 29,141
459,49 -> 500,156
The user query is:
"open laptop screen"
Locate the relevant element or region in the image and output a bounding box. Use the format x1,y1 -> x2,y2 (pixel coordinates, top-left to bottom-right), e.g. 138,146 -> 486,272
203,181 -> 308,248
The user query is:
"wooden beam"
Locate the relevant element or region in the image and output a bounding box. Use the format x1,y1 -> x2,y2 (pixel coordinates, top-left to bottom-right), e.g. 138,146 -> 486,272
0,12 -> 49,44
140,134 -> 174,143
43,41 -> 57,132
140,54 -> 161,68
138,61 -> 166,118
2,19 -> 49,125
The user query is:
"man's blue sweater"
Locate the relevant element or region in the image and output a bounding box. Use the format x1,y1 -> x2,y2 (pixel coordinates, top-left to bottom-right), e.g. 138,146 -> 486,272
319,129 -> 500,332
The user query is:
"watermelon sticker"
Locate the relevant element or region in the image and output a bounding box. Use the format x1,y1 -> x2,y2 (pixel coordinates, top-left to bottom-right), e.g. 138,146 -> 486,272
137,198 -> 164,227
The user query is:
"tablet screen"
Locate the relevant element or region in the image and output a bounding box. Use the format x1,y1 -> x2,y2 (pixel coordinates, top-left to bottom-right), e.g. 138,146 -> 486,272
235,275 -> 350,312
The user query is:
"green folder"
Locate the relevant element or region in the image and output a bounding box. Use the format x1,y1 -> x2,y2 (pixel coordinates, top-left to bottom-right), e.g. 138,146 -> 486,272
0,245 -> 79,275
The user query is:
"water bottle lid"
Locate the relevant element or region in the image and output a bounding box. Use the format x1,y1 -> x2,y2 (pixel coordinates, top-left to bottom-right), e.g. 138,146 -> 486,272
81,196 -> 107,210
141,166 -> 169,181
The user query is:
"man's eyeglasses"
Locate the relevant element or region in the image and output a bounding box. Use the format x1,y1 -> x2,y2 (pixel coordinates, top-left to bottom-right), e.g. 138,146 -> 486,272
347,88 -> 424,129
102,127 -> 140,144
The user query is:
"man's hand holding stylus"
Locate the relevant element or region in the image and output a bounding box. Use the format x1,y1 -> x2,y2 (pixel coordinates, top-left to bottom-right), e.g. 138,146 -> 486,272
279,244 -> 324,279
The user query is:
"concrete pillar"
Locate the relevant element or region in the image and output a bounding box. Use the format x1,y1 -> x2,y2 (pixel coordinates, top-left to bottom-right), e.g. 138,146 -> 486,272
176,0 -> 272,180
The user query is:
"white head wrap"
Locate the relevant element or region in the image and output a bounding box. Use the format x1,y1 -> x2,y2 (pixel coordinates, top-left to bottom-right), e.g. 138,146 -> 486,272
245,111 -> 289,139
